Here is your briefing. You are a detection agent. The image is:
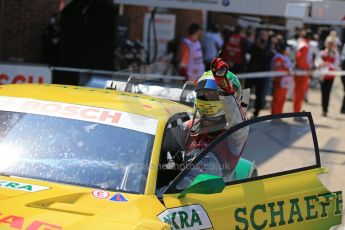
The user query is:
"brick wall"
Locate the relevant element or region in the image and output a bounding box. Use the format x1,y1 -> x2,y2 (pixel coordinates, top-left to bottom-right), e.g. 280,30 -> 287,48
1,0 -> 60,62
0,2 -> 234,63
123,5 -> 148,41
123,5 -> 203,41
170,8 -> 203,39
209,12 -> 237,29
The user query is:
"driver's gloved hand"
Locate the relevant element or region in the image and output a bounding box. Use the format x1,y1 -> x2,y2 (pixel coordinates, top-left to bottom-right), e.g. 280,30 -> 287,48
210,57 -> 235,95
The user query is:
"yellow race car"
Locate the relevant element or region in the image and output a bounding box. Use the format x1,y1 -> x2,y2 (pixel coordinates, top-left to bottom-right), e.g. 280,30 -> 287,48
0,84 -> 342,230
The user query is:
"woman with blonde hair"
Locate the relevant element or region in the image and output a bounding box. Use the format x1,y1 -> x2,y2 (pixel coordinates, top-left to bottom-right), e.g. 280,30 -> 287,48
317,36 -> 340,117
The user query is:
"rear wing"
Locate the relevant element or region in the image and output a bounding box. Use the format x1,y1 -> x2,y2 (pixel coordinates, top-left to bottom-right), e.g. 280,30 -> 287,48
104,72 -> 250,113
105,75 -> 196,106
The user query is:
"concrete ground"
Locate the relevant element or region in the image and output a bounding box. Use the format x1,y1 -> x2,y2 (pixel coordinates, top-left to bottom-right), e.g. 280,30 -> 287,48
251,76 -> 345,229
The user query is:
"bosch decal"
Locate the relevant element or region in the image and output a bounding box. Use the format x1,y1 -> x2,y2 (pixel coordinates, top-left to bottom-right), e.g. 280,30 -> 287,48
0,96 -> 158,135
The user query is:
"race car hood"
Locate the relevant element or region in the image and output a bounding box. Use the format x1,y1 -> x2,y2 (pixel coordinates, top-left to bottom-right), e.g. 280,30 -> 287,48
0,176 -> 168,230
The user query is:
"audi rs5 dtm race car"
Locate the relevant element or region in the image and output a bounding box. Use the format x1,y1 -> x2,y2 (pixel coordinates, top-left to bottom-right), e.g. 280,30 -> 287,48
0,84 -> 342,230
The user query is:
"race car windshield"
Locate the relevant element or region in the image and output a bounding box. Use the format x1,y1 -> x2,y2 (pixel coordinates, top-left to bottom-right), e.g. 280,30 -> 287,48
0,111 -> 154,194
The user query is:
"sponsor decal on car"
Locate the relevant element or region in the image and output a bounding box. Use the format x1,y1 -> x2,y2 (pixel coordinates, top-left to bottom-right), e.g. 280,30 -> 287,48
158,204 -> 212,230
0,180 -> 49,192
0,212 -> 61,230
0,96 -> 158,135
0,63 -> 52,85
110,193 -> 128,202
233,191 -> 343,229
92,190 -> 110,199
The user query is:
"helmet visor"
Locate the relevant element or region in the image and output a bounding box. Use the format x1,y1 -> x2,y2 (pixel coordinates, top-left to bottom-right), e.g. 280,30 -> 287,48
195,98 -> 223,117
196,90 -> 220,101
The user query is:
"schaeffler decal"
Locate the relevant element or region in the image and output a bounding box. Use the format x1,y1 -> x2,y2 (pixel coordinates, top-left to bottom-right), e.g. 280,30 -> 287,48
0,180 -> 49,192
158,204 -> 212,230
232,191 -> 343,229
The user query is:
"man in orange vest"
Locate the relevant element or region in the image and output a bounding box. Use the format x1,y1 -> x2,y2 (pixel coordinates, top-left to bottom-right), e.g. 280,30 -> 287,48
271,42 -> 293,115
293,30 -> 311,118
178,23 -> 205,82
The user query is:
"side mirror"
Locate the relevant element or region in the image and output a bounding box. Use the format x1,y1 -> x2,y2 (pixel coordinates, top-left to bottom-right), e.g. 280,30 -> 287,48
178,174 -> 225,198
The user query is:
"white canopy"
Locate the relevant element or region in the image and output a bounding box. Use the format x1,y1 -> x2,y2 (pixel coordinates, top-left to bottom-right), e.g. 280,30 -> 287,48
114,0 -> 345,22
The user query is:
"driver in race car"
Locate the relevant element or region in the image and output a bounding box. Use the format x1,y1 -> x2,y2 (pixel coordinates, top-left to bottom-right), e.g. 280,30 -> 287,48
158,57 -> 249,192
184,57 -> 247,159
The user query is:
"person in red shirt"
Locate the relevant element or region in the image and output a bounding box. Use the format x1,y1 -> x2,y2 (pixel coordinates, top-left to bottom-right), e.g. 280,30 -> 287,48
317,36 -> 340,117
294,30 -> 311,116
221,25 -> 246,73
271,42 -> 293,115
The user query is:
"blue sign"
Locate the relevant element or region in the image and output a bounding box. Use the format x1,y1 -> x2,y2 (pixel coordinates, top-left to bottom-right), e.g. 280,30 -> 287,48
110,193 -> 128,202
222,0 -> 230,7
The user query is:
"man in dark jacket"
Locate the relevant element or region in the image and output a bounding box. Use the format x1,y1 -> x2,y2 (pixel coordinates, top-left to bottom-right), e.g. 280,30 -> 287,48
246,30 -> 274,117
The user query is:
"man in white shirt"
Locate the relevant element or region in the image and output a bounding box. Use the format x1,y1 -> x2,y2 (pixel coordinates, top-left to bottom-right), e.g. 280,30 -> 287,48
203,24 -> 224,70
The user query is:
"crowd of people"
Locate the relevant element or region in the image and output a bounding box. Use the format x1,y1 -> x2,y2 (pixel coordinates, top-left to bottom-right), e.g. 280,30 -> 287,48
165,22 -> 345,119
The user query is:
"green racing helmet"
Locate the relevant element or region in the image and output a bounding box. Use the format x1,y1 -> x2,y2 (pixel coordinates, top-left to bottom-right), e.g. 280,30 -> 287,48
195,70 -> 241,119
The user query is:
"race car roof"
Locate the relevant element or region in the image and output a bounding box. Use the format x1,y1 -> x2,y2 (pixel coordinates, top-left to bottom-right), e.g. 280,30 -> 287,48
0,84 -> 191,121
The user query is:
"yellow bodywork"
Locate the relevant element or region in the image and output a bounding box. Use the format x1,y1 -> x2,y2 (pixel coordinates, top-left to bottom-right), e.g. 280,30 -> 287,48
0,84 -> 342,229
0,84 -> 192,196
0,84 -> 186,229
163,168 -> 343,229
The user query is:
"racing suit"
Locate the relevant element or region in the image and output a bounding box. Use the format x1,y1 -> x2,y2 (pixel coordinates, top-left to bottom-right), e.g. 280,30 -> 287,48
271,52 -> 293,115
185,93 -> 247,154
172,58 -> 250,191
294,38 -> 311,112
160,93 -> 247,162
182,58 -> 249,164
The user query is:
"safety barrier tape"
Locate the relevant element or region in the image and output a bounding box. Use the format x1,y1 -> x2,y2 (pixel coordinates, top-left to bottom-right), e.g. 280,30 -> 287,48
51,66 -> 345,80
237,70 -> 345,79
51,66 -> 185,80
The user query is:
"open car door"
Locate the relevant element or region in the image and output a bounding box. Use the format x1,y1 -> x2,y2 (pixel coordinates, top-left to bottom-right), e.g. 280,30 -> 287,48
160,112 -> 342,230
